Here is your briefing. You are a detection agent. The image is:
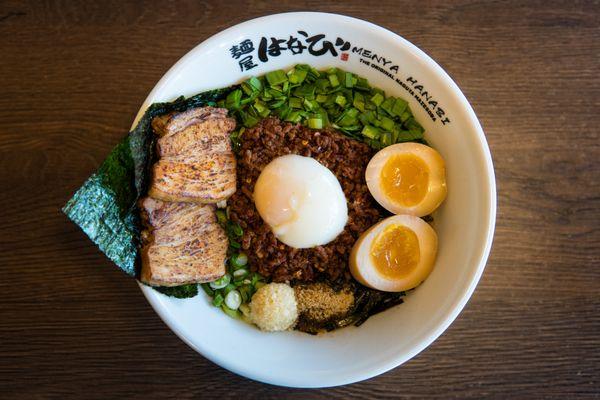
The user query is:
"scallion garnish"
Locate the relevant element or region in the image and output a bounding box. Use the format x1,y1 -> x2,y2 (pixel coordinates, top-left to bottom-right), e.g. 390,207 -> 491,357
219,64 -> 425,150
265,70 -> 288,86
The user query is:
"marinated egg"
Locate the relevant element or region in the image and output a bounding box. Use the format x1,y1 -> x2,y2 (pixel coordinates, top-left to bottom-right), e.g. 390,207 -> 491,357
349,214 -> 437,292
253,154 -> 348,249
365,143 -> 447,216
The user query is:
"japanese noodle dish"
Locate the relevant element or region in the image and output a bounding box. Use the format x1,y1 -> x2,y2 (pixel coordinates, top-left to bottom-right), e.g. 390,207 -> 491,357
64,64 -> 448,334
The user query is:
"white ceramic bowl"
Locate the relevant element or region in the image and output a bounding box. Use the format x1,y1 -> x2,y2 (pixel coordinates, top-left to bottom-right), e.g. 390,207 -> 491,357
136,12 -> 496,388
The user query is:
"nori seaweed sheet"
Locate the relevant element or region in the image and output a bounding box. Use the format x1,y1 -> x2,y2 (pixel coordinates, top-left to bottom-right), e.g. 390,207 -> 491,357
62,88 -> 235,279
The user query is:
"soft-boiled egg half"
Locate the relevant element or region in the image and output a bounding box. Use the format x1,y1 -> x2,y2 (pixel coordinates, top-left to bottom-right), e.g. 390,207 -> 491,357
366,143 -> 447,217
253,154 -> 348,249
350,214 -> 437,292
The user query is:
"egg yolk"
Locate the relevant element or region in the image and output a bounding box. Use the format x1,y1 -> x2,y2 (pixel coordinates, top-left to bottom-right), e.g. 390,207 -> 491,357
380,153 -> 429,207
370,224 -> 420,280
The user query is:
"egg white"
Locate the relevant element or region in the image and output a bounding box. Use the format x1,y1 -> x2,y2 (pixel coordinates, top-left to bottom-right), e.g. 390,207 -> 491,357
253,154 -> 348,249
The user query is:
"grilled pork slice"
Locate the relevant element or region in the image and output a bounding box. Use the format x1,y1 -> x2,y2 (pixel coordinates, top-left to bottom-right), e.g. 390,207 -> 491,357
139,197 -> 227,286
148,107 -> 237,203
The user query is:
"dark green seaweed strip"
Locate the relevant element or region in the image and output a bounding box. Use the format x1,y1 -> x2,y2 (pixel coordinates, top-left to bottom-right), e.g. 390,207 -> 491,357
154,284 -> 199,299
62,87 -> 236,286
63,136 -> 140,276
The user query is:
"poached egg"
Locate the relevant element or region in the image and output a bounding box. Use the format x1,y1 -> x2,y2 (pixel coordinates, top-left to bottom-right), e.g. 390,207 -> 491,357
253,154 -> 348,248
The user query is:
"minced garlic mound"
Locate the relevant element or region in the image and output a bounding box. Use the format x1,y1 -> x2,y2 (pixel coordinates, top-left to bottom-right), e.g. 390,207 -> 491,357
250,283 -> 298,331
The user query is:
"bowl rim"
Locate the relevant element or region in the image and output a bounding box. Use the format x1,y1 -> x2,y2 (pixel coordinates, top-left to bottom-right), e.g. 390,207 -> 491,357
137,11 -> 497,387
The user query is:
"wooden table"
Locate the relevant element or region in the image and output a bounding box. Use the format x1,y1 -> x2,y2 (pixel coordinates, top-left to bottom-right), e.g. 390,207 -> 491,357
1,1 -> 598,398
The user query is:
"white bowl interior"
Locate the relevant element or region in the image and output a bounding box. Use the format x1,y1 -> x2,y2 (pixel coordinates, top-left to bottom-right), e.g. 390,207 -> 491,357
137,12 -> 496,388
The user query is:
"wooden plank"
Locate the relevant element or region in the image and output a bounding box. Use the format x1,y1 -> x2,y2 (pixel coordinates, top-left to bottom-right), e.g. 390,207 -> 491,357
0,0 -> 598,398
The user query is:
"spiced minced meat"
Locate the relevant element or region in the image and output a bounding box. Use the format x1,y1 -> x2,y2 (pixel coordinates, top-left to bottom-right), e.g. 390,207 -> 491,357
228,117 -> 387,283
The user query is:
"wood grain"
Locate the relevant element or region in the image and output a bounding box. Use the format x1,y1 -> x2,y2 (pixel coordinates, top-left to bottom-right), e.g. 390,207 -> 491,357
1,0 -> 599,398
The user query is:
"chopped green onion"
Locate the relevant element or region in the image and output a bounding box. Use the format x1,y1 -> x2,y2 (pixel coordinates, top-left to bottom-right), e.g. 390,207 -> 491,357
381,132 -> 392,146
212,293 -> 224,307
224,290 -> 242,310
288,68 -> 308,84
293,83 -> 315,99
250,273 -> 261,286
276,105 -> 290,119
265,70 -> 288,86
223,283 -> 237,296
400,109 -> 412,122
308,117 -> 324,129
215,209 -> 227,225
392,98 -> 408,116
344,72 -> 355,88
362,125 -> 381,139
232,224 -> 243,236
248,76 -> 262,90
267,87 -> 284,98
262,89 -> 272,100
315,78 -> 330,93
303,98 -> 319,111
238,286 -> 250,302
233,268 -> 249,279
208,196 -> 268,321
328,74 -> 340,87
230,252 -> 248,268
336,107 -> 358,127
353,92 -> 365,112
221,304 -> 241,319
242,113 -> 260,128
241,83 -> 254,96
225,64 -> 427,166
408,121 -> 424,138
380,116 -> 395,132
355,77 -> 370,90
209,274 -> 231,290
224,89 -> 243,110
253,100 -> 269,115
370,93 -> 384,106
270,101 -> 287,110
335,95 -> 347,107
359,110 -> 376,125
397,130 -> 413,142
288,97 -> 303,109
200,283 -> 214,297
285,110 -> 303,123
380,97 -> 396,115
316,94 -> 329,103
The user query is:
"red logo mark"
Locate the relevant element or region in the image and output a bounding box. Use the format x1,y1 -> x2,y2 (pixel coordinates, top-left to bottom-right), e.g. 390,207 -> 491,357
340,53 -> 349,61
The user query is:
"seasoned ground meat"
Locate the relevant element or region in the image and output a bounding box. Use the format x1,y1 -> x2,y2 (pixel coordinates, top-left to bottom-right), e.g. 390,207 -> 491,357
228,117 -> 387,283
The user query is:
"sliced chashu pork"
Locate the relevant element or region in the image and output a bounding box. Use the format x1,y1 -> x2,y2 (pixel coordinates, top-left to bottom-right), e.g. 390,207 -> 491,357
139,197 -> 227,286
148,107 -> 236,203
